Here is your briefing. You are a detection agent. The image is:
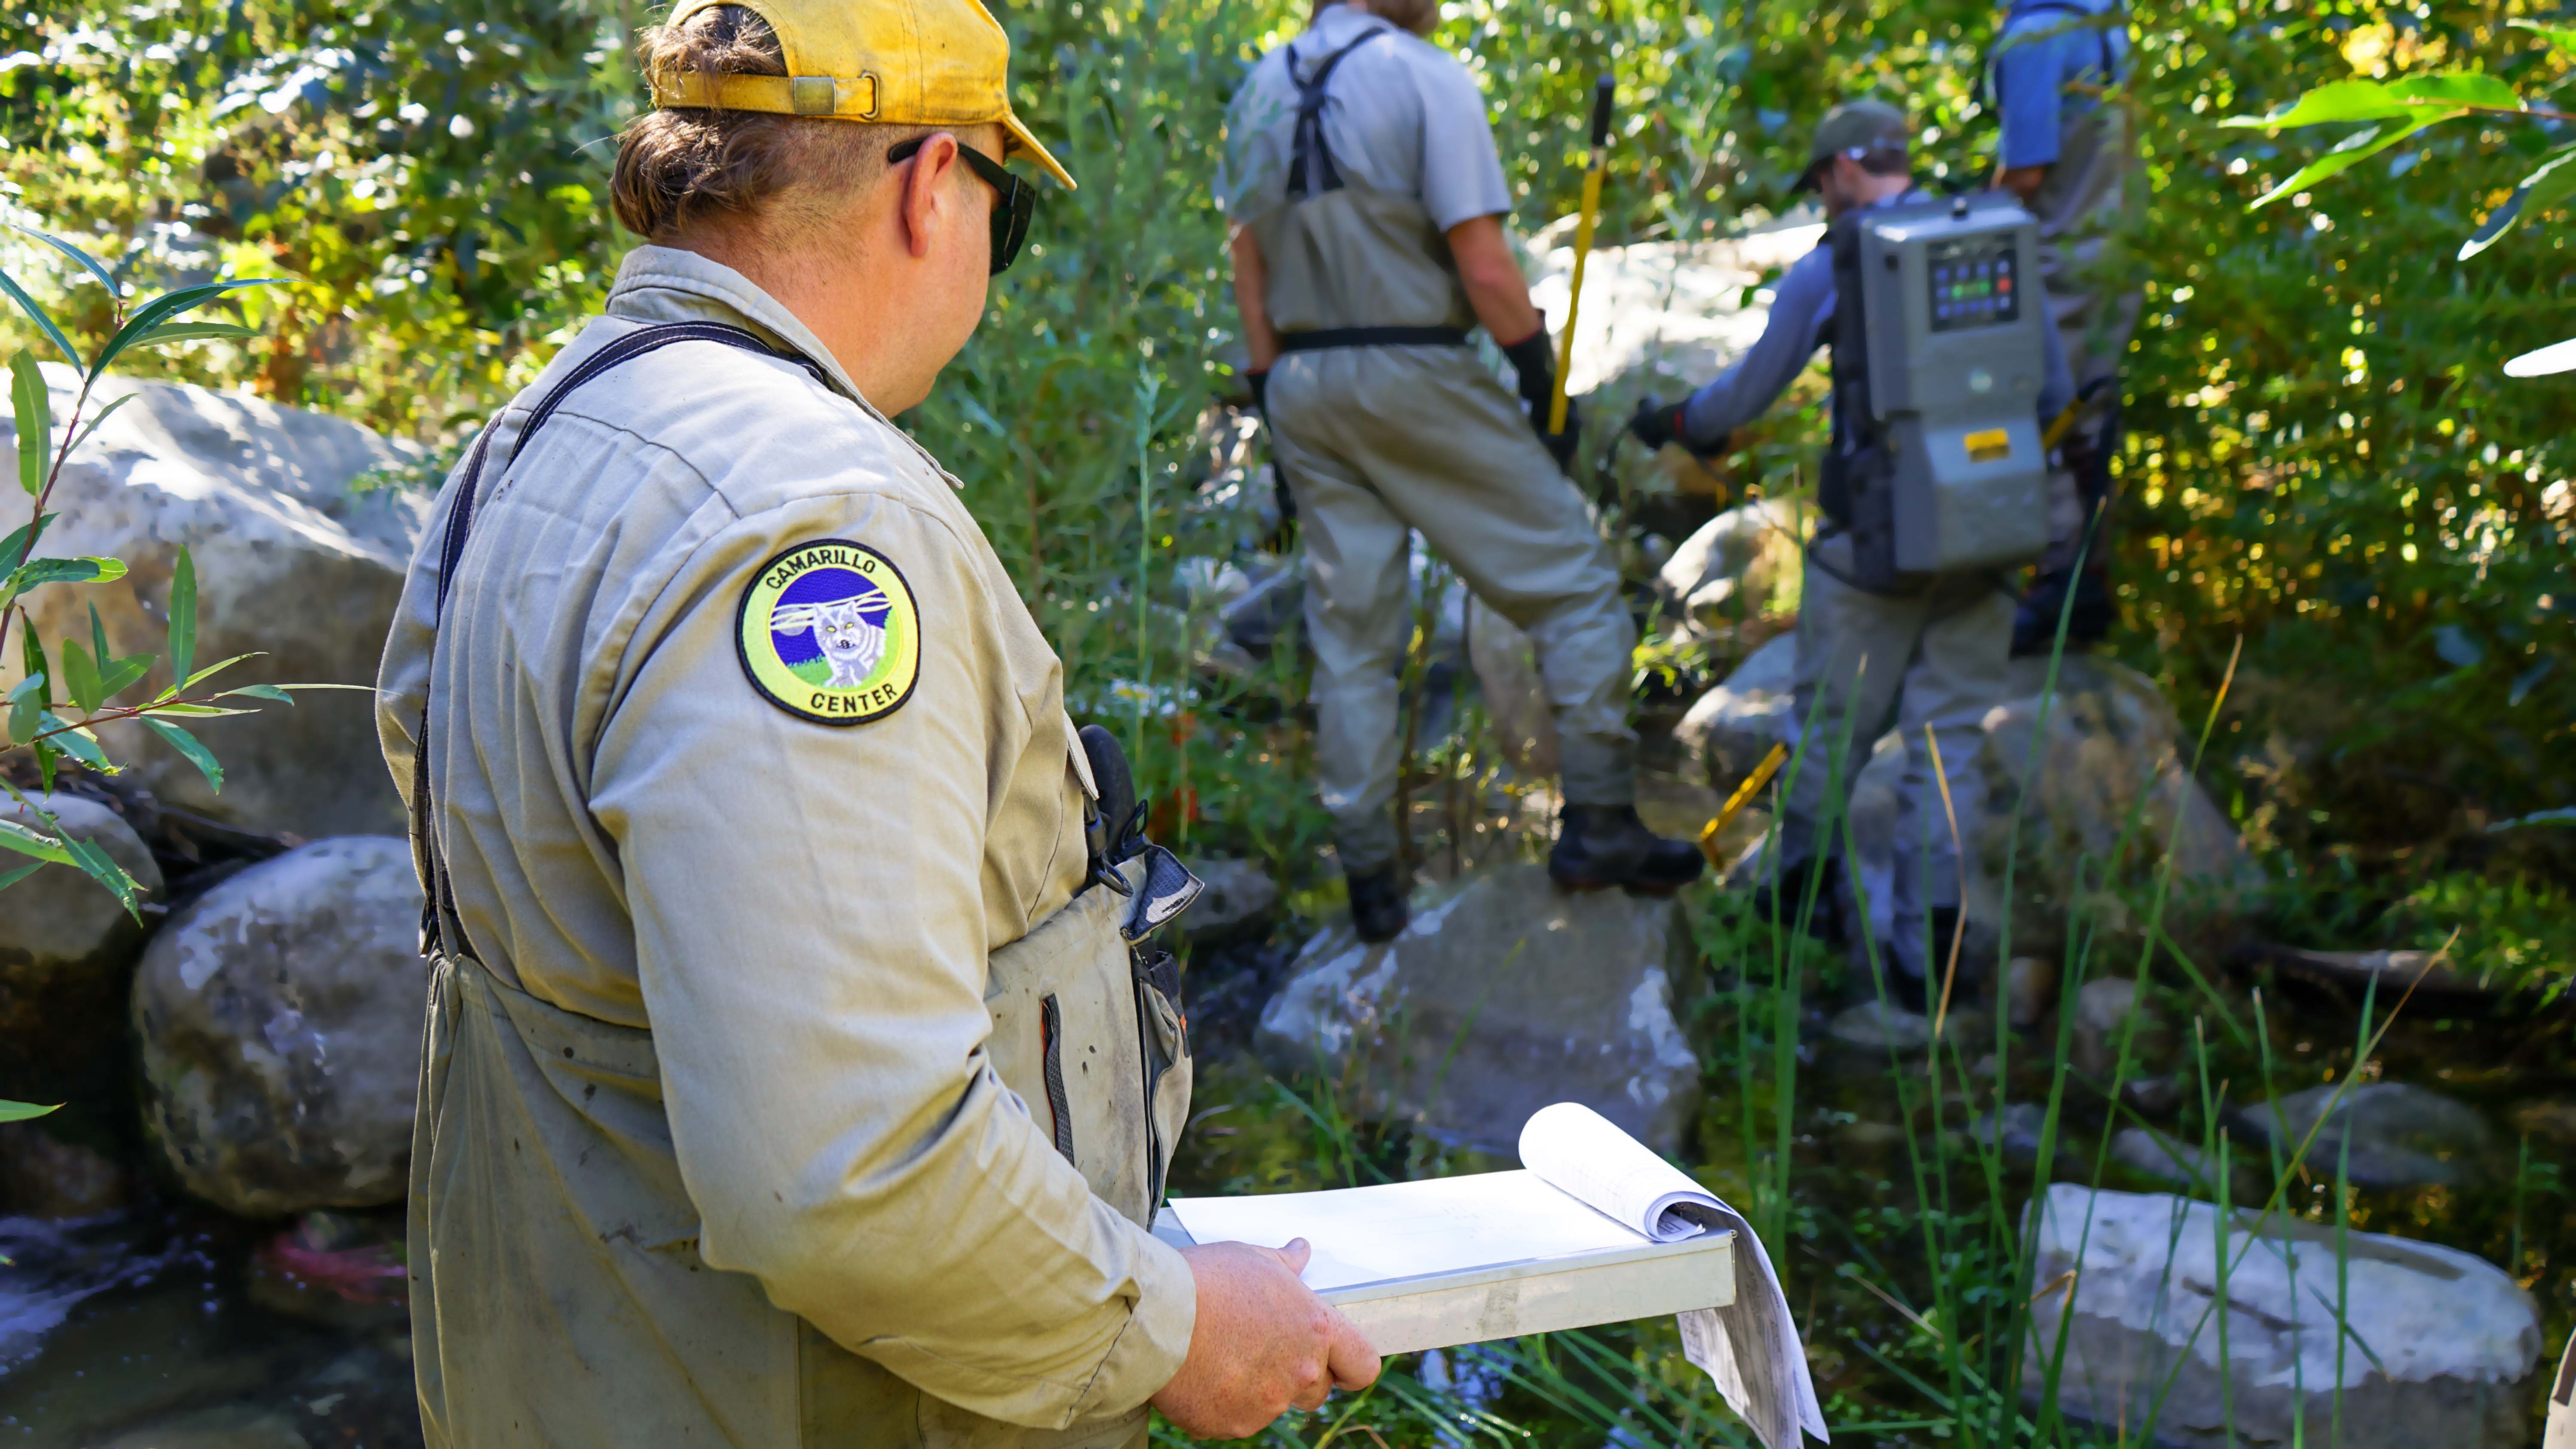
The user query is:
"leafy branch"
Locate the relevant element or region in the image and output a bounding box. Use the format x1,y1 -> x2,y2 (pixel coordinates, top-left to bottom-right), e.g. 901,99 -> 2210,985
2223,22 -> 2576,372
0,227 -> 293,914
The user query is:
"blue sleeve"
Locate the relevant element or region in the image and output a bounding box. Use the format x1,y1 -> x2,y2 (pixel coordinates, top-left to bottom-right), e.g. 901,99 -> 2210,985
1993,27 -> 2064,170
1679,244 -> 1835,447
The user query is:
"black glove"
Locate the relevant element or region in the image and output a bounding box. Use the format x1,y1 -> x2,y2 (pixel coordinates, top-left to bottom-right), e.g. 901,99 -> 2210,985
1628,395 -> 1685,450
1499,323 -> 1579,472
1245,368 -> 1270,416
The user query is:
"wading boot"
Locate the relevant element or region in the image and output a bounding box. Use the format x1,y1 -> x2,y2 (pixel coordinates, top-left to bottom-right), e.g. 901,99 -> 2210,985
1346,865 -> 1410,944
1547,805 -> 1706,895
1751,856 -> 1842,942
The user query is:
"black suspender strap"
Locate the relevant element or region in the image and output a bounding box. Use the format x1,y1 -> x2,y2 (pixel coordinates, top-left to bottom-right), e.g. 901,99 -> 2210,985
1284,24 -> 1392,197
413,321 -> 829,956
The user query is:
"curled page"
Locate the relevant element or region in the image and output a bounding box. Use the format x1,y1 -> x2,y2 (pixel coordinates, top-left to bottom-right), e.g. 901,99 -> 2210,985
1518,1103 -> 1830,1449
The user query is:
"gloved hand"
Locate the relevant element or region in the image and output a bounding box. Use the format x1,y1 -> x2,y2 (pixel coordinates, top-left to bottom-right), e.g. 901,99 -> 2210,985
1628,395 -> 1684,450
1245,368 -> 1270,416
1499,322 -> 1579,473
1628,394 -> 1726,457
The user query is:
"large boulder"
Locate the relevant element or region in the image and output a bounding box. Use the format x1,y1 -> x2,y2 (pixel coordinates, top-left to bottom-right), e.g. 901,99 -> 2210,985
1967,654 -> 2258,952
1525,219 -> 1825,399
0,365 -> 429,839
131,837 -> 427,1217
1255,862 -> 1701,1154
1674,633 -> 1797,793
1656,499 -> 1806,645
2026,1185 -> 2544,1448
0,791 -> 164,1098
1699,646 -> 2254,959
2233,1083 -> 2499,1190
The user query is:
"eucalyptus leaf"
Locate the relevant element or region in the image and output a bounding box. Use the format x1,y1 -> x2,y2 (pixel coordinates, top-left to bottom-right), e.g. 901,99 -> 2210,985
0,511 -> 54,574
12,351 -> 52,497
225,683 -> 295,705
65,392 -> 137,459
0,862 -> 43,893
37,712 -> 110,771
140,702 -> 252,717
6,671 -> 43,745
0,815 -> 74,865
143,717 -> 223,792
63,834 -> 140,918
2460,146 -> 2576,259
7,224 -> 120,301
0,270 -> 80,371
57,638 -> 104,713
0,1099 -> 61,1122
127,322 -> 259,347
169,546 -> 197,689
2221,79 -> 2417,128
6,556 -> 127,591
2509,18 -> 2576,59
184,653 -> 265,691
2384,73 -> 2523,111
2249,113 -> 2451,208
89,279 -> 286,381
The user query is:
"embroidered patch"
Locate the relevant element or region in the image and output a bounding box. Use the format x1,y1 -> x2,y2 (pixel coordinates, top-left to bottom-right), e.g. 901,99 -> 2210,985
734,540 -> 920,725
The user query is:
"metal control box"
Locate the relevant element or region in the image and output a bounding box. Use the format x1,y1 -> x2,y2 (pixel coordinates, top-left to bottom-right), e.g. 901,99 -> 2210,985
1842,194 -> 2051,586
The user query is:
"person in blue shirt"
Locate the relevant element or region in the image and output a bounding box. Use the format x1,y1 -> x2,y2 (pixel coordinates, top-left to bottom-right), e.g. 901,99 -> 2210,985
1629,101 -> 2074,1012
1990,0 -> 2140,653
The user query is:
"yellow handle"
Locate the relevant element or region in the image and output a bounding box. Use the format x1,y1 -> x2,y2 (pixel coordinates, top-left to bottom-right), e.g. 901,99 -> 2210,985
1698,741 -> 1789,867
1548,161 -> 1607,436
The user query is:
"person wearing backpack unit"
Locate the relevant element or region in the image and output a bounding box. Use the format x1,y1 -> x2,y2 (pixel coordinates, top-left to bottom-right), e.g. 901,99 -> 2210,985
376,0 -> 1377,1440
1989,0 -> 2141,654
1221,0 -> 1704,943
1628,101 -> 2075,1011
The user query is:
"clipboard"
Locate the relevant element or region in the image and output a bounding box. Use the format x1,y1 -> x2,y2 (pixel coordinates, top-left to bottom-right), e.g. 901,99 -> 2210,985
1150,1208 -> 1735,1356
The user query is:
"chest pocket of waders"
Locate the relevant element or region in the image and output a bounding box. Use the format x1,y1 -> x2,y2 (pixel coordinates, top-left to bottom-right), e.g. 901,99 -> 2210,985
979,726 -> 1199,1226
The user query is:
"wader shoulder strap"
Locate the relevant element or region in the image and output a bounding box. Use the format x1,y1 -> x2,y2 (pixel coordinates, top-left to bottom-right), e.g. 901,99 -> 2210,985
1284,24 -> 1393,197
413,321 -> 829,957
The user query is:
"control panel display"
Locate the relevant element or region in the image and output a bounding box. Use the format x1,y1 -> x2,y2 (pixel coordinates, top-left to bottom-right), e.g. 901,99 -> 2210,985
1926,235 -> 2019,334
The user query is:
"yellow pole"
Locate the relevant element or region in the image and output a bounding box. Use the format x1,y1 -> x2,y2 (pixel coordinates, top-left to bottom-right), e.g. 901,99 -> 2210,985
1698,741 -> 1789,868
1548,74 -> 1616,436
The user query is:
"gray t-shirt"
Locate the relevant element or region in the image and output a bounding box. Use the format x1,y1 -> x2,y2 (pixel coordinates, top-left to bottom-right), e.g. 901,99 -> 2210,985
1219,4 -> 1512,234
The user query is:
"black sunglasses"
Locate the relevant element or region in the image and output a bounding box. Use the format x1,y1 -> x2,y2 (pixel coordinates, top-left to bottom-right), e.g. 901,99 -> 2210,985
887,136 -> 1035,276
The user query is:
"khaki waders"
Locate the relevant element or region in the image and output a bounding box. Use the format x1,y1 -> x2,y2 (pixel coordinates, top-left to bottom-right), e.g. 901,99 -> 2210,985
1249,28 -> 1635,871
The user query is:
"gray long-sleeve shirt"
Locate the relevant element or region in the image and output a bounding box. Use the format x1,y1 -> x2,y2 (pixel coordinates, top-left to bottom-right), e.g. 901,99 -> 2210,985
1679,197 -> 2075,450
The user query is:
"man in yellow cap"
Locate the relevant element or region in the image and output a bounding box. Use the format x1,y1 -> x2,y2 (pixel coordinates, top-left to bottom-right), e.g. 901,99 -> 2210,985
377,0 -> 1377,1443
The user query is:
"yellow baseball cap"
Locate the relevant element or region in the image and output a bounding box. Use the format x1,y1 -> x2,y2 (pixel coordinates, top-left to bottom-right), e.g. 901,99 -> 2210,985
648,0 -> 1075,190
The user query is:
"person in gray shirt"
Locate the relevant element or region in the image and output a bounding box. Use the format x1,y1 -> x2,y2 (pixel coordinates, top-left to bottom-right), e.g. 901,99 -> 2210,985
1223,0 -> 1702,940
1630,101 -> 2072,1010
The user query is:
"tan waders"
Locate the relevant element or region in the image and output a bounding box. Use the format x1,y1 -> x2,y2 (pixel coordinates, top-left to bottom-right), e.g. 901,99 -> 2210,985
1244,36 -> 1635,872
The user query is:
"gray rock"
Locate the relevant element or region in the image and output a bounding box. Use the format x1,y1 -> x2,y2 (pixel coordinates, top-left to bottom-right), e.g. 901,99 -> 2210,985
1255,862 -> 1699,1154
2026,1184 -> 2544,1448
131,837 -> 426,1217
1975,1103 -> 2051,1165
0,1126 -> 135,1219
0,366 -> 428,839
2108,1125 -> 2248,1198
1181,857 -> 1279,945
1674,633 -> 1795,792
1656,500 -> 1804,643
2235,1083 -> 2498,1189
1828,1000 -> 1930,1051
1968,655 -> 2259,954
2070,978 -> 2171,1079
2006,955 -> 2055,1029
0,792 -> 164,1097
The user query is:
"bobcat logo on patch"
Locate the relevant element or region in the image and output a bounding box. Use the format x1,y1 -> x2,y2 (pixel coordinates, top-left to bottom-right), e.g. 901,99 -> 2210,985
735,540 -> 920,725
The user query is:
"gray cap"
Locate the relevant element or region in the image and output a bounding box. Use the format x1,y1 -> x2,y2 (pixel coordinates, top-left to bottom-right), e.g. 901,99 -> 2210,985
1793,99 -> 1910,192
